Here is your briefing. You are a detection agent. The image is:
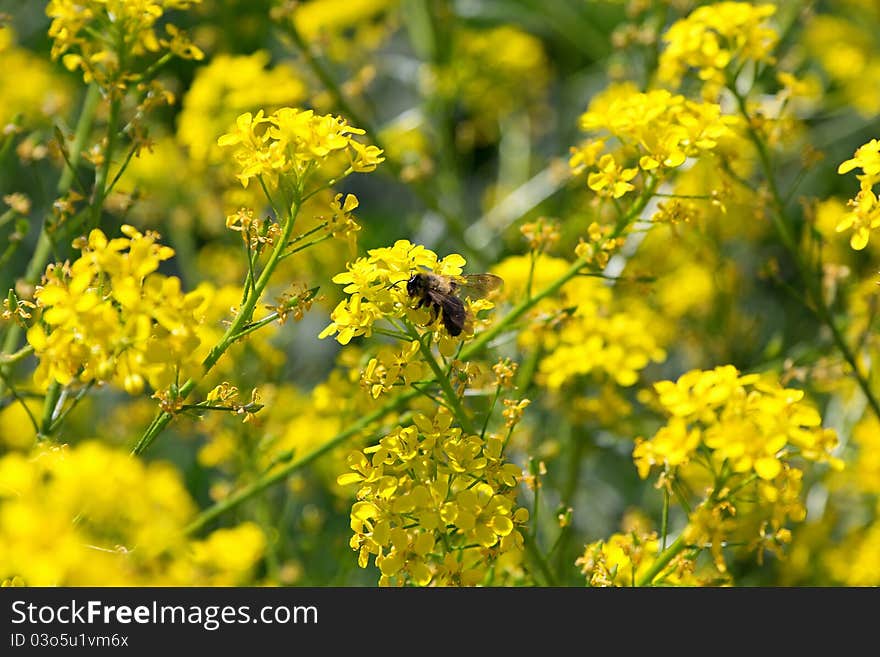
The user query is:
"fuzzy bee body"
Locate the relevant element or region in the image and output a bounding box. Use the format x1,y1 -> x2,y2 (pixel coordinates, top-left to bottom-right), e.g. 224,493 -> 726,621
406,271 -> 502,336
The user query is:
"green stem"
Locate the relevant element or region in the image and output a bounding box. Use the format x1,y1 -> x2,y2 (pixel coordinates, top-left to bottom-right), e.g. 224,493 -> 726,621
552,424 -> 581,576
0,345 -> 33,366
184,390 -> 416,534
90,93 -> 122,229
0,370 -> 39,434
522,529 -> 557,586
48,382 -> 95,433
527,251 -> 537,299
459,256 -> 589,359
480,384 -> 502,440
289,221 -> 328,244
132,196 -> 303,456
278,235 -> 330,261
105,141 -> 140,197
730,84 -> 880,422
39,381 -> 61,438
636,533 -> 687,587
227,287 -> 319,342
531,460 -> 541,538
661,481 -> 670,552
406,322 -> 475,435
612,176 -> 659,239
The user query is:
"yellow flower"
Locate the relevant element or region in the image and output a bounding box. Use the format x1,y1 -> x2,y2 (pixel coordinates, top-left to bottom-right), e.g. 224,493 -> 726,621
491,256 -> 666,388
633,418 -> 700,479
360,341 -> 425,398
837,139 -> 880,251
836,187 -> 880,250
588,154 -> 638,198
535,282 -> 667,388
576,531 -> 660,587
659,2 -> 778,97
838,139 -> 880,188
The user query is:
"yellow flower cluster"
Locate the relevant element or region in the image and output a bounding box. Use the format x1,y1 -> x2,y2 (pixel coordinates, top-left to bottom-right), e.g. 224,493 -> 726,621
0,441 -> 264,585
218,107 -> 384,193
289,0 -> 398,62
837,139 -> 880,250
804,14 -> 880,117
849,417 -> 880,496
634,365 -> 841,481
824,514 -> 880,586
433,25 -> 549,141
360,341 -> 425,398
537,278 -> 667,389
629,367 -> 841,575
683,464 -> 802,573
0,28 -> 72,127
659,2 -> 778,97
27,226 -> 206,395
338,410 -> 528,586
576,529 -> 722,587
492,254 -> 666,389
319,240 -> 491,344
576,530 -> 659,587
46,0 -> 204,87
177,52 -> 308,165
572,84 -> 737,197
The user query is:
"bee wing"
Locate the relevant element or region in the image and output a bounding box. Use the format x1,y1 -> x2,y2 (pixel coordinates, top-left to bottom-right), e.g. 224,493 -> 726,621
459,273 -> 504,298
429,289 -> 466,336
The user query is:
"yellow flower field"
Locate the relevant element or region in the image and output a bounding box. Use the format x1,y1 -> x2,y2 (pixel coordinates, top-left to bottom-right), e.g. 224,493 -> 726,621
1,0 -> 879,587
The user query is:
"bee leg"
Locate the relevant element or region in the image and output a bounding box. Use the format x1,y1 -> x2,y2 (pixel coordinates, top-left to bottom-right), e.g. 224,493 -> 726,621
425,303 -> 439,326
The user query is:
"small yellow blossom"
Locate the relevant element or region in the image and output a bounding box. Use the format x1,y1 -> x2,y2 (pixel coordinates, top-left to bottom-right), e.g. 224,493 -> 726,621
837,140 -> 880,250
588,154 -> 638,198
838,139 -> 880,188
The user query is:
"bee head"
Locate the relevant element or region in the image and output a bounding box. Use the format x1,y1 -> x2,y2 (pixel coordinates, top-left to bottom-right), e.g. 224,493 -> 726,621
406,273 -> 425,297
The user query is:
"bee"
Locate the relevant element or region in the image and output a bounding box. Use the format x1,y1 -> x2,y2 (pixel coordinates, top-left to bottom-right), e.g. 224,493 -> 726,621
406,270 -> 503,336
